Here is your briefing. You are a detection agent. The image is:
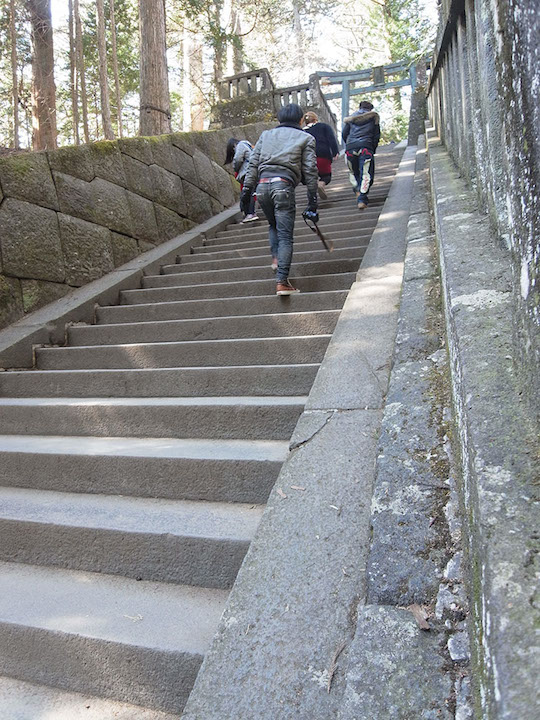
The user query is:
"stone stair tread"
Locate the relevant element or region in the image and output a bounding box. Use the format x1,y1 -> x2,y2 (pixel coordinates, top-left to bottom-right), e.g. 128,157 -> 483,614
0,395 -> 307,408
119,272 -> 356,304
0,560 -> 228,654
0,433 -> 289,462
0,676 -> 179,720
97,291 -> 349,322
165,245 -> 365,272
0,365 -> 320,398
69,310 -> 340,345
0,486 -> 264,541
180,238 -> 365,262
142,258 -> 362,288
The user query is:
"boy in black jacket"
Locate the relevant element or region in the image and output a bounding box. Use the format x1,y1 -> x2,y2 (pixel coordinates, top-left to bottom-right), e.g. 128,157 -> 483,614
342,100 -> 381,210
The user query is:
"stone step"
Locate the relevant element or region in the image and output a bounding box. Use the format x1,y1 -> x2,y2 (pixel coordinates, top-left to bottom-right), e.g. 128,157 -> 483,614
183,235 -> 367,261
0,561 -> 228,713
35,334 -> 332,370
0,676 -> 179,720
220,207 -> 381,235
0,364 -> 320,398
119,272 -> 355,304
98,290 -> 348,323
71,310 -> 340,346
163,243 -> 365,273
0,396 -> 306,440
143,258 -> 362,288
0,486 -> 263,587
0,434 -> 288,503
208,216 -> 378,244
190,228 -> 372,254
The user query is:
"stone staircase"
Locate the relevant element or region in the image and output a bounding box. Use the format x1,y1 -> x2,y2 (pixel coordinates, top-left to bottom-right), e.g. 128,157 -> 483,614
0,147 -> 402,716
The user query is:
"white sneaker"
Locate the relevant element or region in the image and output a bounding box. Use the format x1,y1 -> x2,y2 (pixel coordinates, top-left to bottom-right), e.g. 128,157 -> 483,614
241,214 -> 259,223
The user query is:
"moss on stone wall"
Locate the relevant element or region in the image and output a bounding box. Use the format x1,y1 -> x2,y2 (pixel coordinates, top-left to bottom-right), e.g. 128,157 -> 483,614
0,121 -> 272,330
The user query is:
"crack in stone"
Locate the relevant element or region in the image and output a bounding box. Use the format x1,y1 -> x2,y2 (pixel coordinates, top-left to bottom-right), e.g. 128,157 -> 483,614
289,410 -> 335,451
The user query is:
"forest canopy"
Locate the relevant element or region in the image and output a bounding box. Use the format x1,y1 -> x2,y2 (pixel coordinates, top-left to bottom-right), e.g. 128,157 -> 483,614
0,0 -> 436,151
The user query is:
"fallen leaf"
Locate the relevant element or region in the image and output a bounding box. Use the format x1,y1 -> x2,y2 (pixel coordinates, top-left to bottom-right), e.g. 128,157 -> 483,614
407,604 -> 430,631
276,488 -> 287,499
290,485 -> 306,491
327,641 -> 347,692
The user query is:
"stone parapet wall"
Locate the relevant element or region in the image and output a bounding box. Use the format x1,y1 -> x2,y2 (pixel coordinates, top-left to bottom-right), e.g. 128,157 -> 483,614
427,0 -> 540,419
0,121 -> 272,330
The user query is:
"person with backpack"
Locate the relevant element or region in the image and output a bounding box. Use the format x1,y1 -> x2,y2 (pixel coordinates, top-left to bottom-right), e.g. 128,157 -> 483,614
224,138 -> 258,223
342,100 -> 381,210
302,111 -> 339,199
241,103 -> 318,295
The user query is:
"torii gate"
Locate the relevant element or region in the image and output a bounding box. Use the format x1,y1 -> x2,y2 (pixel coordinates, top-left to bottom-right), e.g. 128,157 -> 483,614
315,58 -> 430,123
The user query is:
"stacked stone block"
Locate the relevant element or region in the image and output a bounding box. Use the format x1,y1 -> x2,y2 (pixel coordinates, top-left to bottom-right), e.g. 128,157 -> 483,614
0,122 -> 272,330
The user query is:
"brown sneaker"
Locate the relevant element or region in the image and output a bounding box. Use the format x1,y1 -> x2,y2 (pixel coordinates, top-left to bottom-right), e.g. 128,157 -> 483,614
276,281 -> 300,296
317,181 -> 328,199
357,202 -> 367,210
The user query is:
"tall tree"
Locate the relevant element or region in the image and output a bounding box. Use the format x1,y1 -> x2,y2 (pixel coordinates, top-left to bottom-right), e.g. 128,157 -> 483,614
9,0 -> 19,149
109,0 -> 123,137
190,31 -> 204,130
74,0 -> 90,142
28,0 -> 57,150
230,2 -> 244,74
96,0 -> 114,138
138,0 -> 171,135
68,0 -> 80,144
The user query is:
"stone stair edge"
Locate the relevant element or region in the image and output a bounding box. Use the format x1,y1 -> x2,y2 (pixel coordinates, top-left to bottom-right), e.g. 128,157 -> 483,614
0,204 -> 241,369
180,145 -> 417,719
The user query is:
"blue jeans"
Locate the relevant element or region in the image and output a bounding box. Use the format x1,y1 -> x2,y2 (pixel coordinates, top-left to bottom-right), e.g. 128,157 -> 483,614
256,180 -> 296,283
346,149 -> 375,204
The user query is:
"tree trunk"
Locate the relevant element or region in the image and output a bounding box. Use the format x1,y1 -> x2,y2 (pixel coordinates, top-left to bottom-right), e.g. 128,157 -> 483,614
96,0 -> 115,139
68,0 -> 80,144
190,32 -> 204,131
231,6 -> 243,75
109,0 -> 123,137
211,1 -> 225,96
292,0 -> 306,85
138,0 -> 171,135
74,0 -> 90,143
9,0 -> 19,149
28,0 -> 57,150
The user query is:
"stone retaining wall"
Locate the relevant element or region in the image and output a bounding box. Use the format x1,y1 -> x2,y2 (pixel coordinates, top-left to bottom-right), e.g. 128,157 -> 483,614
427,0 -> 540,419
0,121 -> 272,330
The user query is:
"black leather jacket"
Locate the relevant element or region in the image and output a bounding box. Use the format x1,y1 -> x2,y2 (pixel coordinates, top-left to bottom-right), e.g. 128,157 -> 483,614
243,123 -> 318,195
342,110 -> 381,153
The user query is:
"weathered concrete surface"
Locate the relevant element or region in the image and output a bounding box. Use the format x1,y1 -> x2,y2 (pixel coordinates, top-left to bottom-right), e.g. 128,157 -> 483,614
428,0 -> 540,425
366,143 -> 454,607
428,131 -> 539,720
0,676 -> 179,720
338,606 -> 452,720
181,146 -> 415,720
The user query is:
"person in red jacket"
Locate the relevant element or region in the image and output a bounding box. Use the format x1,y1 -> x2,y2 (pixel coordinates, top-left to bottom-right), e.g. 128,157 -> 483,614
302,111 -> 339,199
